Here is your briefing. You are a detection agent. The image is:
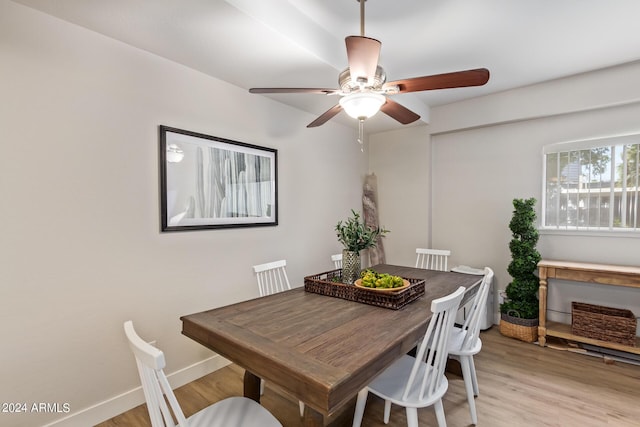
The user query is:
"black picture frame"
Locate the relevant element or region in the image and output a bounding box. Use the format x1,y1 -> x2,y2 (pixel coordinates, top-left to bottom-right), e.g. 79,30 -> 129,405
159,126 -> 278,231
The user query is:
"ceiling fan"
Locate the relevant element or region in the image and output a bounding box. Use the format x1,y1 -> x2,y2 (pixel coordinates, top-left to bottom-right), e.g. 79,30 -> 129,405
249,0 -> 489,129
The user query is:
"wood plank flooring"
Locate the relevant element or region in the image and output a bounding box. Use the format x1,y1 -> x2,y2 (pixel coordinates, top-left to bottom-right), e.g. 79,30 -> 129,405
97,327 -> 640,426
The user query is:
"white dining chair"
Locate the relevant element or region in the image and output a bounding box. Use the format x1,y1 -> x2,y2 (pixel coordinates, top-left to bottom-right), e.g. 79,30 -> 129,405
331,253 -> 343,269
253,260 -> 291,297
415,248 -> 451,271
252,260 -> 305,417
123,321 -> 282,427
352,286 -> 466,427
447,267 -> 494,425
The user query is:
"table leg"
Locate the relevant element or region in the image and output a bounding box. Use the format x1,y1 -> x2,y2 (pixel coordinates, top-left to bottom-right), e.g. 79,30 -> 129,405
303,405 -> 326,427
302,397 -> 357,427
445,358 -> 463,377
243,370 -> 261,402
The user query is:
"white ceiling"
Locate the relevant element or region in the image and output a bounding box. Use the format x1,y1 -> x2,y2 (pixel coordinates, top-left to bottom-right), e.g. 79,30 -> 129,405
13,0 -> 640,134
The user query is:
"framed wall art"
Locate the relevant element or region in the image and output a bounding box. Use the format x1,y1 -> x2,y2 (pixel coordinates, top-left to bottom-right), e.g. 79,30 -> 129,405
159,126 -> 278,231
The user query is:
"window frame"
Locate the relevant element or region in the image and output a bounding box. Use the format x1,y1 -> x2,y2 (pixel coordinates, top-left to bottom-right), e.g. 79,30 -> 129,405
541,133 -> 640,235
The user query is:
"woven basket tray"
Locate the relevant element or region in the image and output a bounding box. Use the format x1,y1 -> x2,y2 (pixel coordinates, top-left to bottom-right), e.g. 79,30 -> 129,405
571,302 -> 637,346
304,269 -> 425,310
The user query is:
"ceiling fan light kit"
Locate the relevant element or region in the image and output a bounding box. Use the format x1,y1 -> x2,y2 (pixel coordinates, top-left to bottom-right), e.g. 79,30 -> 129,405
339,92 -> 386,120
249,0 -> 489,135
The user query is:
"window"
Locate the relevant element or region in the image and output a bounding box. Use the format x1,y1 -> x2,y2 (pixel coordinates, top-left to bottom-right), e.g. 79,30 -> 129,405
543,134 -> 640,232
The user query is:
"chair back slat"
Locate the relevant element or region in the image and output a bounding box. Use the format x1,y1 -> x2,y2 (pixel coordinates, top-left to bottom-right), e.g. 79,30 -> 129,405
415,248 -> 451,271
253,260 -> 291,297
331,253 -> 343,269
460,268 -> 494,351
403,286 -> 465,401
124,321 -> 188,427
125,322 -> 283,427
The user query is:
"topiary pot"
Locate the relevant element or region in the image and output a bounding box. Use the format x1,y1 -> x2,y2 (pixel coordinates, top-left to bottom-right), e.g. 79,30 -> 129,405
499,312 -> 539,343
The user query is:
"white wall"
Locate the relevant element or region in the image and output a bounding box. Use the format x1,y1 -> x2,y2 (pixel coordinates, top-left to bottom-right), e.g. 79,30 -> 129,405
369,126 -> 431,267
430,76 -> 640,328
0,2 -> 366,426
369,60 -> 640,329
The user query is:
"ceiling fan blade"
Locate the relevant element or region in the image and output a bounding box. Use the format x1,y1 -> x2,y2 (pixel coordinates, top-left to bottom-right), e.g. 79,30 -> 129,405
345,36 -> 381,84
249,88 -> 339,95
307,104 -> 343,128
380,99 -> 420,124
384,68 -> 490,93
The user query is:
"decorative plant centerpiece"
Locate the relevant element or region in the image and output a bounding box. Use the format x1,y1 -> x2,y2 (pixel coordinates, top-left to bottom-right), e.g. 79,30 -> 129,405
499,198 -> 542,342
335,209 -> 389,284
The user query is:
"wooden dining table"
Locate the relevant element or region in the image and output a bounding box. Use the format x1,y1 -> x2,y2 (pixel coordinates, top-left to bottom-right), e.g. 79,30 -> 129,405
180,264 -> 482,426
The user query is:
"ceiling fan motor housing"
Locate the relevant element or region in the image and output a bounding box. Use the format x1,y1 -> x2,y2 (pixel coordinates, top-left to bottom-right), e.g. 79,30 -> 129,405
339,65 -> 386,93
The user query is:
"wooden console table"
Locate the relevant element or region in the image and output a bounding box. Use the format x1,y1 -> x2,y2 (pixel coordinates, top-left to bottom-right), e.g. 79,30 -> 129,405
538,260 -> 640,355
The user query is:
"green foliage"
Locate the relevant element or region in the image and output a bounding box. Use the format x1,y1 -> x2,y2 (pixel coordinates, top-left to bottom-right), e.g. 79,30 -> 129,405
500,300 -> 539,320
617,144 -> 639,187
500,198 -> 541,320
335,209 -> 389,252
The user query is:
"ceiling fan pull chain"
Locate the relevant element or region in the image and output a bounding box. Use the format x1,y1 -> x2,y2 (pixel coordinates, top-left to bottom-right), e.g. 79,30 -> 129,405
357,119 -> 364,151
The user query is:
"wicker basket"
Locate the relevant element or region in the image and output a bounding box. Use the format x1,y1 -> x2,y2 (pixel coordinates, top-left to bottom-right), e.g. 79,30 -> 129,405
571,302 -> 637,346
499,313 -> 539,343
304,269 -> 425,310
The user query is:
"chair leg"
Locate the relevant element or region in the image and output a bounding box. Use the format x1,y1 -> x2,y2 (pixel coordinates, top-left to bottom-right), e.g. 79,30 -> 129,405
469,355 -> 479,396
299,401 -> 305,418
351,388 -> 369,427
406,407 -> 419,427
434,398 -> 447,427
383,400 -> 392,424
461,356 -> 478,425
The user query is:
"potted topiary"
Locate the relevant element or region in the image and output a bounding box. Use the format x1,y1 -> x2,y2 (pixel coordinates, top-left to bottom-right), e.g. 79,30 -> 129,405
335,209 -> 389,284
499,198 -> 542,342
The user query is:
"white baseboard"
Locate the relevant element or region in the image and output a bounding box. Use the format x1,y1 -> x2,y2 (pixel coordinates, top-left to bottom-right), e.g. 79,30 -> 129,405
43,355 -> 230,427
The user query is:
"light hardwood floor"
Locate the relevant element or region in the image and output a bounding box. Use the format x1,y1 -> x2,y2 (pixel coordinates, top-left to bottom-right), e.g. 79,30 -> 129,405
98,327 -> 640,426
